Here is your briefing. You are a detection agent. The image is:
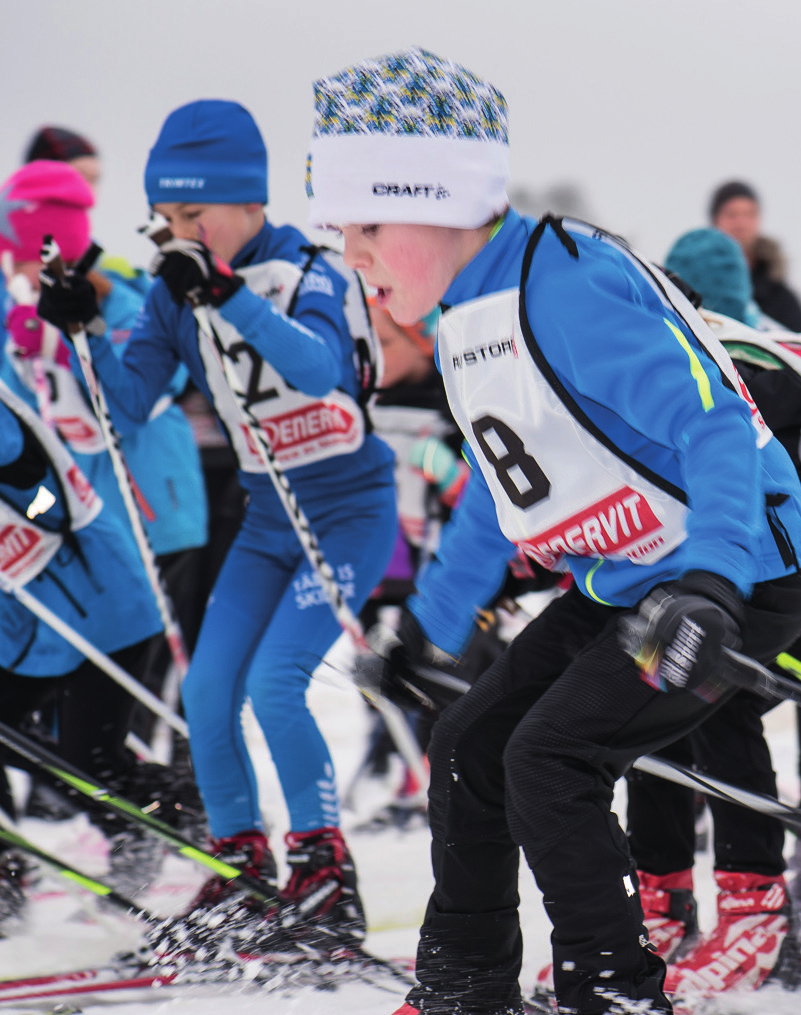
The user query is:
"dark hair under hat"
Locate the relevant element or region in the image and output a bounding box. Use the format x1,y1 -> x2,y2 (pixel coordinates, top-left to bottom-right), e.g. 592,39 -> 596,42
708,180 -> 759,222
24,126 -> 97,164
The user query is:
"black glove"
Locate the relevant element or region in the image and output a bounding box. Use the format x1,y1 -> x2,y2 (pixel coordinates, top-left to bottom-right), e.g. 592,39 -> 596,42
620,570 -> 743,697
37,267 -> 103,336
361,609 -> 465,714
149,238 -> 244,308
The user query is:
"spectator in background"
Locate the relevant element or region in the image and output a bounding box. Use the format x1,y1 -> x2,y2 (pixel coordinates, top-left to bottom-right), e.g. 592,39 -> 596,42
23,125 -> 101,193
709,180 -> 801,331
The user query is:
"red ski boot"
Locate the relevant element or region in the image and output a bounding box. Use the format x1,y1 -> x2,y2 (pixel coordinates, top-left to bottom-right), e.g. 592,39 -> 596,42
189,829 -> 278,911
637,869 -> 698,961
280,826 -> 366,952
146,829 -> 282,969
664,870 -> 791,996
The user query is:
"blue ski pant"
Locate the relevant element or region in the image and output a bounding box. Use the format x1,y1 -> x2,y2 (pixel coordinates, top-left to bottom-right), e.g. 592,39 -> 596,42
182,482 -> 396,839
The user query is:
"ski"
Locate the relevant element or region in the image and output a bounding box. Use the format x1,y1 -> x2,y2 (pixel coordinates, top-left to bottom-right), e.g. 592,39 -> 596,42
0,956 -> 168,1005
524,985 -> 782,1014
0,946 -> 414,1006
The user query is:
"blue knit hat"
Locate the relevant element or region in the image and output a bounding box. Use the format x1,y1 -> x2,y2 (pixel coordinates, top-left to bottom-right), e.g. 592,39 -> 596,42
664,228 -> 759,326
307,48 -> 509,228
144,99 -> 268,206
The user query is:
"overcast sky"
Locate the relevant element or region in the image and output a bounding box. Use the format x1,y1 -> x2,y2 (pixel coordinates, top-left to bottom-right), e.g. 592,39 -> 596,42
4,0 -> 800,285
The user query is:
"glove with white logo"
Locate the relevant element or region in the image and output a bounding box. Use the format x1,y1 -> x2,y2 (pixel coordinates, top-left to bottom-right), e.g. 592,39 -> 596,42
620,570 -> 743,698
149,238 -> 243,308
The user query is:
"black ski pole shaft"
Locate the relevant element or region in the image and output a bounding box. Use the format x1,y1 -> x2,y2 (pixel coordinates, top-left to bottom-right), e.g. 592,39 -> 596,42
0,719 -> 275,903
0,823 -> 157,925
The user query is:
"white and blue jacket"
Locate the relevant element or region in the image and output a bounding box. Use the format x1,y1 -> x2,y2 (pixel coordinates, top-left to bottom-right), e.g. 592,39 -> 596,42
409,211 -> 801,654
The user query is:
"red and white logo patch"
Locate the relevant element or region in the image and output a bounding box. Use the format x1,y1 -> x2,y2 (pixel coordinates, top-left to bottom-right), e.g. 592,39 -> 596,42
519,486 -> 665,569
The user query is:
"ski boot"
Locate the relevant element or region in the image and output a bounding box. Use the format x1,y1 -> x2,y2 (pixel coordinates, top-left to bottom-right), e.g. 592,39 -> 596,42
146,829 -> 285,973
664,870 -> 795,995
637,869 -> 698,962
279,826 -> 366,954
0,850 -> 29,937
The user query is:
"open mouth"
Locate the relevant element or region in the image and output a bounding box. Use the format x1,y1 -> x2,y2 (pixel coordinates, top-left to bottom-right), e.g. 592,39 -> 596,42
375,286 -> 391,307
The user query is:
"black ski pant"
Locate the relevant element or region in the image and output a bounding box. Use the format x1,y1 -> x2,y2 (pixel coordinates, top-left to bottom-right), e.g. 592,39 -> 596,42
626,690 -> 787,878
408,573 -> 801,1015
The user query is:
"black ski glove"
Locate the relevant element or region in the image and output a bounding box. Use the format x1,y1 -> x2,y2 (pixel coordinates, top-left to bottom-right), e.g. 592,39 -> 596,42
37,267 -> 103,336
620,570 -> 744,697
149,238 -> 244,308
358,608 -> 463,714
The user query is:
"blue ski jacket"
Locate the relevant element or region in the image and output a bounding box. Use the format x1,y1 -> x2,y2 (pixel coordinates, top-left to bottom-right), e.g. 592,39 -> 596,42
77,219 -> 394,509
0,401 -> 162,675
409,210 -> 801,654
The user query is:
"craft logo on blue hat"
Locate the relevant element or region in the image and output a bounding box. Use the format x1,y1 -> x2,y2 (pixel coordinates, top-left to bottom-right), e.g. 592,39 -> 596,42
145,99 -> 268,207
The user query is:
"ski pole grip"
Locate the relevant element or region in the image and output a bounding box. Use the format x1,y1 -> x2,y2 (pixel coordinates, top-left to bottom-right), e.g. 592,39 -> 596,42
40,234 -> 66,279
139,212 -> 173,248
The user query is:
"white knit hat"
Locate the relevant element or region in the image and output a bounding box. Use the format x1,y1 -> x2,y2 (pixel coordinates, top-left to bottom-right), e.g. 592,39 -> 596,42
307,48 -> 509,229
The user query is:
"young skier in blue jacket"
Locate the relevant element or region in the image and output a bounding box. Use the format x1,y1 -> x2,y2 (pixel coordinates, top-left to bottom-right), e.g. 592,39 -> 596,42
37,99 -> 397,953
304,48 -> 801,1015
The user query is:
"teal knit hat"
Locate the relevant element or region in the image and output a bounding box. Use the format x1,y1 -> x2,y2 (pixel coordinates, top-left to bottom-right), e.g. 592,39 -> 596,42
665,228 -> 758,326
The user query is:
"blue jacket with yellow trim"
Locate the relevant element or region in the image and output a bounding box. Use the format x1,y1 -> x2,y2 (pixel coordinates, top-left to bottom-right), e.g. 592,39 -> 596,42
409,211 -> 801,654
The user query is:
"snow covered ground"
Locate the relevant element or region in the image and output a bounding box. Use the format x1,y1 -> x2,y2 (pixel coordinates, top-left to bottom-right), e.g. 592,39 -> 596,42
1,630 -> 800,1013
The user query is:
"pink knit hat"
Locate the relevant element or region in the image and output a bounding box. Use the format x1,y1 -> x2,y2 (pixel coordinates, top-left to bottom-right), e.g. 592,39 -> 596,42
0,160 -> 94,264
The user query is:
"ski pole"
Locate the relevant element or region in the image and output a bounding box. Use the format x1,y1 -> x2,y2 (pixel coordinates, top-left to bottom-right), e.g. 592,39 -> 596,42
0,820 -> 159,926
140,215 -> 430,795
40,235 -> 190,681
348,647 -> 801,818
631,754 -> 801,836
0,718 -> 276,904
0,804 -> 123,935
0,572 -> 188,738
724,646 -> 801,705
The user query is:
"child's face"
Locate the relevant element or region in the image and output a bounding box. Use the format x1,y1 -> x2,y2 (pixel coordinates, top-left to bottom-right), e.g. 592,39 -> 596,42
153,202 -> 264,263
341,223 -> 476,326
